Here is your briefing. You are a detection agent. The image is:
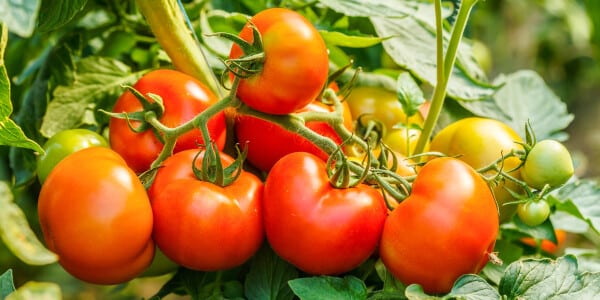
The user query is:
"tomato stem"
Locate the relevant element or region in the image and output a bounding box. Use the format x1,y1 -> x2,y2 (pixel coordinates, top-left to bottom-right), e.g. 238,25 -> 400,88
413,0 -> 479,156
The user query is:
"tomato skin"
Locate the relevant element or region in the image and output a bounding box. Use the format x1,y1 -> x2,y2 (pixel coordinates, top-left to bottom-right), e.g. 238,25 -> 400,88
235,100 -> 352,171
263,152 -> 387,275
36,129 -> 108,183
380,157 -> 499,294
38,147 -> 154,284
517,200 -> 551,227
150,150 -> 264,271
430,117 -> 523,222
229,8 -> 329,115
521,139 -> 574,189
109,69 -> 227,173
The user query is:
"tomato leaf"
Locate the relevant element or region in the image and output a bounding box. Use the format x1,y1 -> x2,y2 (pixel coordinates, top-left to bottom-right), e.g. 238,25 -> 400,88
288,275 -> 367,300
403,275 -> 499,300
0,270 -> 16,299
244,245 -> 298,300
548,179 -> 600,234
37,0 -> 88,32
0,25 -> 43,154
5,281 -> 62,300
320,31 -> 387,48
490,70 -> 574,141
0,0 -> 41,38
40,56 -> 145,138
0,181 -> 57,265
499,255 -> 600,298
318,0 -> 418,17
149,268 -> 243,300
396,72 -> 425,118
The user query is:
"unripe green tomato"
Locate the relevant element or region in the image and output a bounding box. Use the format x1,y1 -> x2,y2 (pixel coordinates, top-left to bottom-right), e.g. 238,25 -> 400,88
36,129 -> 108,183
521,140 -> 574,190
517,200 -> 551,227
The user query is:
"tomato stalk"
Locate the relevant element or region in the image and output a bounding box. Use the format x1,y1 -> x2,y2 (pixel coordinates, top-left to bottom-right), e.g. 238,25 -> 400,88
413,0 -> 480,155
135,0 -> 224,97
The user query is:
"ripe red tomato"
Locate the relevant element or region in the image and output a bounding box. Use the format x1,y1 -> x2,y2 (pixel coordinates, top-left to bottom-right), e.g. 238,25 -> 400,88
229,8 -> 329,115
235,99 -> 353,171
263,152 -> 387,275
520,229 -> 567,254
109,69 -> 227,173
150,149 -> 264,271
380,157 -> 499,294
38,147 -> 154,284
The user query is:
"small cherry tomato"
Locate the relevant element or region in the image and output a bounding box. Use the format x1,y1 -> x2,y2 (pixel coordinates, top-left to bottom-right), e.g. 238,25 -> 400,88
517,200 -> 551,227
521,140 -> 574,190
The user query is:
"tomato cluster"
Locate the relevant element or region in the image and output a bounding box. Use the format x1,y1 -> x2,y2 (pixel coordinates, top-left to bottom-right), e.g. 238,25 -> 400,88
34,7 -> 575,296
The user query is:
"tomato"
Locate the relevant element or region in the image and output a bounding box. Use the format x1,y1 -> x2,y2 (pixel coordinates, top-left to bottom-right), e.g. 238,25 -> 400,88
229,8 -> 329,115
345,86 -> 424,131
36,129 -> 108,183
517,200 -> 551,227
109,69 -> 227,173
430,117 -> 523,222
263,152 -> 387,275
235,99 -> 353,172
38,147 -> 154,284
520,229 -> 567,254
383,127 -> 427,156
150,150 -> 263,271
521,139 -> 574,190
380,157 -> 499,294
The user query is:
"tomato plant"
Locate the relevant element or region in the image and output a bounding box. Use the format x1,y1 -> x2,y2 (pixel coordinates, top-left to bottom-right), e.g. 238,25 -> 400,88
263,152 -> 387,275
37,147 -> 154,284
149,149 -> 264,271
109,69 -> 227,173
521,139 -> 574,190
228,7 -> 329,115
380,157 -> 499,294
429,117 -> 524,221
36,128 -> 108,183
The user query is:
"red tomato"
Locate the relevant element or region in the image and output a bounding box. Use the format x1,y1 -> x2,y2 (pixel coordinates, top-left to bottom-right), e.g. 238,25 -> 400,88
520,229 -> 567,254
38,147 -> 154,284
229,8 -> 329,114
109,69 -> 227,173
150,150 -> 263,271
380,157 -> 499,294
235,99 -> 352,171
263,152 -> 387,275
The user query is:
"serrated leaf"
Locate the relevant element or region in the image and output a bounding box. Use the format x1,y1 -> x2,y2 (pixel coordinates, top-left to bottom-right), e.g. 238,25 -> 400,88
245,245 -> 298,300
37,0 -> 88,32
318,0 -> 418,17
320,31 -> 387,48
369,4 -> 496,101
396,72 -> 425,117
403,275 -> 499,300
491,70 -> 574,141
288,276 -> 367,300
0,181 -> 57,265
499,255 -> 600,299
548,179 -> 600,234
1,270 -> 16,299
0,24 -> 43,154
5,281 -> 62,300
40,56 -> 144,137
0,0 -> 41,37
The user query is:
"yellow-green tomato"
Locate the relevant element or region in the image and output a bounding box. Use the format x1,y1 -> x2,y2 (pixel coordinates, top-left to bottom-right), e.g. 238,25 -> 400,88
521,140 -> 574,190
430,117 -> 523,222
383,127 -> 428,156
345,86 -> 423,131
36,129 -> 108,183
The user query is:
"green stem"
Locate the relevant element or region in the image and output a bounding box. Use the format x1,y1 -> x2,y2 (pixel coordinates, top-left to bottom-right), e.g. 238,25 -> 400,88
413,0 -> 479,155
135,0 -> 224,97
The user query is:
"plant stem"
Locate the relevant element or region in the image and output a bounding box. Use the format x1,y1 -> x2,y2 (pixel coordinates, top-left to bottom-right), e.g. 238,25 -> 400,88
413,0 -> 479,156
135,0 -> 224,97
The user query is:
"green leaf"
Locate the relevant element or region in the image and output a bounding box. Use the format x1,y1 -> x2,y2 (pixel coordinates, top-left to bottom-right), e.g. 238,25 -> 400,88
1,270 -> 16,300
37,0 -> 88,32
548,179 -> 600,234
396,72 -> 425,117
499,255 -> 600,298
318,0 -> 418,17
320,31 -> 386,48
288,276 -> 367,300
5,281 -> 62,300
0,181 -> 57,265
245,245 -> 298,300
0,0 -> 41,37
403,275 -> 499,300
490,70 -> 574,141
149,268 -> 242,300
0,24 -> 43,154
40,56 -> 144,138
